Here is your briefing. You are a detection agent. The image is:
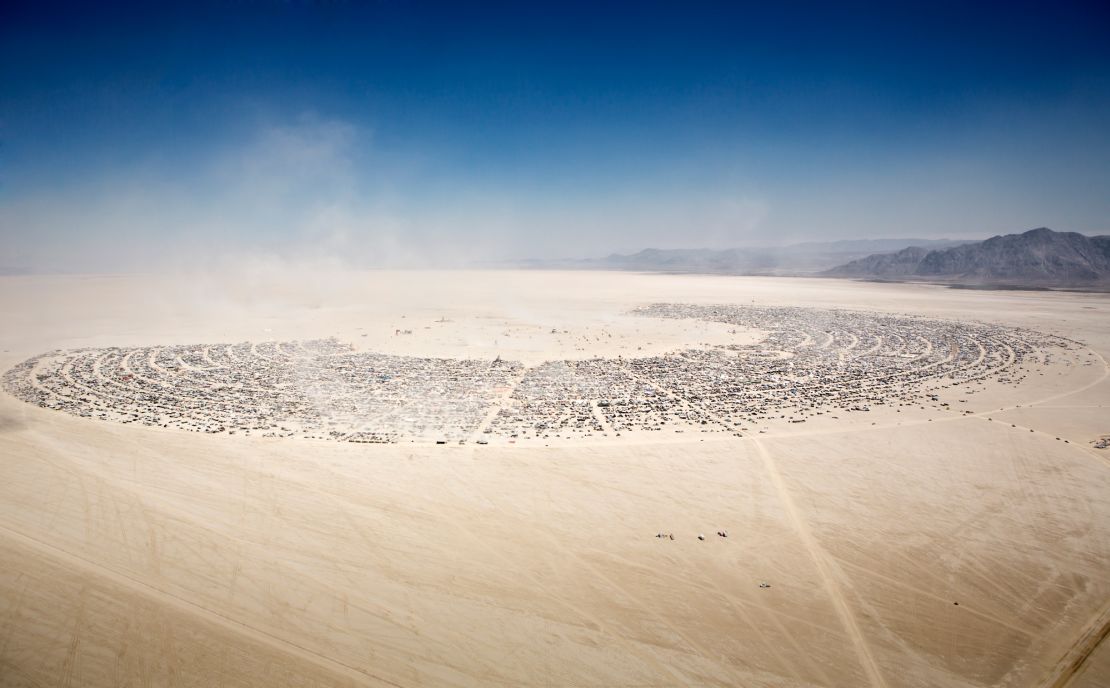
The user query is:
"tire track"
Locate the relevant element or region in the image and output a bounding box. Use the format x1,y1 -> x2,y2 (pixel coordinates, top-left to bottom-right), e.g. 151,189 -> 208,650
1039,602 -> 1110,688
0,523 -> 404,688
751,438 -> 888,688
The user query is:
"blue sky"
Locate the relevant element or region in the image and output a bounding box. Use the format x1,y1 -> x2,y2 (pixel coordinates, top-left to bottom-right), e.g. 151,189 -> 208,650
2,1 -> 1109,270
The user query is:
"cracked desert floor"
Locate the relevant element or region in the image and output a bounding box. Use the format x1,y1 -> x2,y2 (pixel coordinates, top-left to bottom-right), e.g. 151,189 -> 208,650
1,270 -> 1108,688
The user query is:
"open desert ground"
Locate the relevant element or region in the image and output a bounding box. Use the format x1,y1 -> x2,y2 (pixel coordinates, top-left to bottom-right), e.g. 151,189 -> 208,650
0,269 -> 1108,687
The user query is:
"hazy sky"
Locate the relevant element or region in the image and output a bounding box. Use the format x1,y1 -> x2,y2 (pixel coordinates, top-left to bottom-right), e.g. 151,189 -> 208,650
2,1 -> 1109,271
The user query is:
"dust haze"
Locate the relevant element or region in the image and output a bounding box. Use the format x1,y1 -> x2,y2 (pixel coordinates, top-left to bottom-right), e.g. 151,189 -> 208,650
4,2 -> 1110,685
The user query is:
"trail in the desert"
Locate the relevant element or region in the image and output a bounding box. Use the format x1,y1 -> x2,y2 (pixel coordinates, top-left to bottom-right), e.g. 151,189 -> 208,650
1,270 -> 1108,687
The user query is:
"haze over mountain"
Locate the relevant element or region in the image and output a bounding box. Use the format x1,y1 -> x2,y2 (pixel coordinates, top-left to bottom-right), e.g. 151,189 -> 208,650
825,228 -> 1110,289
522,238 -> 973,275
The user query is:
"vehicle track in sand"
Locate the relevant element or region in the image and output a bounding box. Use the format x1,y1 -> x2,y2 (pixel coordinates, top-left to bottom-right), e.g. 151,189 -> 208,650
751,438 -> 888,688
1039,602 -> 1110,688
0,523 -> 403,688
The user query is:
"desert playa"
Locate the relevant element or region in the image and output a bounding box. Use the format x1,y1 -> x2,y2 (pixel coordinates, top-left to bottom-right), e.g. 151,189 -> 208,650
1,270 -> 1108,687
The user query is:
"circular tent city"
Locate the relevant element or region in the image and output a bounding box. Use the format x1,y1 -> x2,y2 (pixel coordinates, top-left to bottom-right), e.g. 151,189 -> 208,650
2,303 -> 1080,444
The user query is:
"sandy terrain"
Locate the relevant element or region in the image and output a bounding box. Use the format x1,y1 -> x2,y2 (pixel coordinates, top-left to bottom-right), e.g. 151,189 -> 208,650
0,270 -> 1107,687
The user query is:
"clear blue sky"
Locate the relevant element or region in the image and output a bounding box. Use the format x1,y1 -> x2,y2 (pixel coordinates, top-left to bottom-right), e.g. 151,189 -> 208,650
2,1 -> 1109,270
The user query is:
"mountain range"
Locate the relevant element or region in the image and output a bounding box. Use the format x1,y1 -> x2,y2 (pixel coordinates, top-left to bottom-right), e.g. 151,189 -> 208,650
544,238 -> 974,275
824,228 -> 1110,289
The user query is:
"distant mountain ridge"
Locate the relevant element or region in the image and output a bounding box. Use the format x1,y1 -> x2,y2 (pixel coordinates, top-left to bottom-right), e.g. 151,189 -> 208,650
825,228 -> 1110,288
577,238 -> 973,275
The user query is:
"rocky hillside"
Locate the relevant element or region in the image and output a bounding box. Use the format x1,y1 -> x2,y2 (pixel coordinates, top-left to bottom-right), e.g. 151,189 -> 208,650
826,228 -> 1110,287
